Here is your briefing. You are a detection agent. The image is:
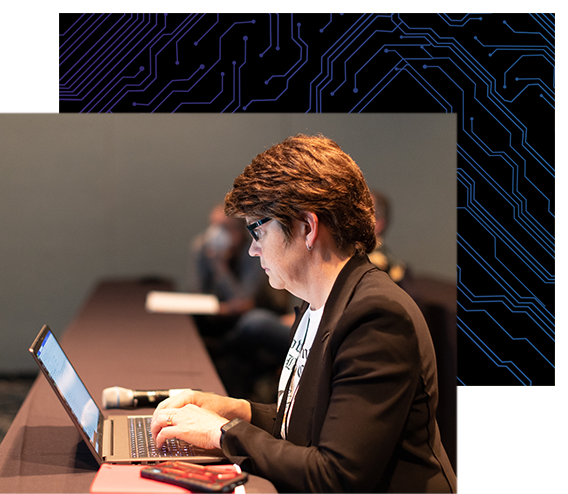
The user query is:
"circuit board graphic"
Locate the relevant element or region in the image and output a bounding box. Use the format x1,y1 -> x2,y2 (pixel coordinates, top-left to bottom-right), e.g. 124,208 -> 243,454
59,13 -> 555,385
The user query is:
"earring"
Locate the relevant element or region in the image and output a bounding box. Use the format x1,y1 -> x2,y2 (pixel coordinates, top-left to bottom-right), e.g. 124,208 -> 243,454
306,243 -> 313,251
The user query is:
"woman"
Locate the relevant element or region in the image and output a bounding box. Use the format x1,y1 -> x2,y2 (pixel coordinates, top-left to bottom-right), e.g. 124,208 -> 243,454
151,134 -> 457,493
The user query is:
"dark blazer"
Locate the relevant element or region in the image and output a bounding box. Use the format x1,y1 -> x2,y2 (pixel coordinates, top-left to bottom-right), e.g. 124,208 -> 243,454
222,255 -> 457,493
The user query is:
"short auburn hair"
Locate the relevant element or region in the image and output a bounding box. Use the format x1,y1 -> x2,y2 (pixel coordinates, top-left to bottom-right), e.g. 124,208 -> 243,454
224,134 -> 376,255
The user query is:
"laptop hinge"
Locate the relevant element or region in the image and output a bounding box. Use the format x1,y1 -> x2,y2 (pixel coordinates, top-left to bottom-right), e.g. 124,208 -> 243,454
102,418 -> 113,458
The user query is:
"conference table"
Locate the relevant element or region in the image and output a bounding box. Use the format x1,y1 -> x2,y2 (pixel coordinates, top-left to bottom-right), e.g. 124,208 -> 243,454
0,279 -> 276,493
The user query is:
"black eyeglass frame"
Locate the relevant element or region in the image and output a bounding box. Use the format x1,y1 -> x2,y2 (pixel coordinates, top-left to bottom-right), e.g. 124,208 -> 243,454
246,217 -> 272,241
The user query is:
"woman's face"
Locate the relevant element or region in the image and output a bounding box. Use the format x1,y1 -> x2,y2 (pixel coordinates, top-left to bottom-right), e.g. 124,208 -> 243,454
247,218 -> 308,296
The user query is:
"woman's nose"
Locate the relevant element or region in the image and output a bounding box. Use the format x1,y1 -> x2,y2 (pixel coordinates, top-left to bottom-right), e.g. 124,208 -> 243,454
248,240 -> 261,257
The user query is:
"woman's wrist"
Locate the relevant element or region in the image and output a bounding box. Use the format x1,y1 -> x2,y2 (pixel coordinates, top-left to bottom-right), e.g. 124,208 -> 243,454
233,398 -> 252,423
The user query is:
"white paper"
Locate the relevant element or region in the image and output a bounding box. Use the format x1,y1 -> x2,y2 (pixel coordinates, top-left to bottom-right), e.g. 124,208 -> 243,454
145,291 -> 220,315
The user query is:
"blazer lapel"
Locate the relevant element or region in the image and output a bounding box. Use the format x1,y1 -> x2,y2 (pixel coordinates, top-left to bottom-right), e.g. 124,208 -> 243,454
286,255 -> 378,445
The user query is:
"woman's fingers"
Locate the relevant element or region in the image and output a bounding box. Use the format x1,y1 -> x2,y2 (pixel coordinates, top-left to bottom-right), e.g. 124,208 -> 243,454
150,408 -> 175,447
155,389 -> 195,411
150,404 -> 228,450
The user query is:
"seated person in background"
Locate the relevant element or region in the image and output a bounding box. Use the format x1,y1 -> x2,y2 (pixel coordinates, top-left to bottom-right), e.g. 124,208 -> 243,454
188,203 -> 289,335
218,300 -> 297,402
152,134 -> 457,493
368,189 -> 409,284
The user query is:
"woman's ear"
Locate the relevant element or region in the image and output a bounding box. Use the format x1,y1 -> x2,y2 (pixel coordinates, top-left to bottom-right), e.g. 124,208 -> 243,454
302,212 -> 319,250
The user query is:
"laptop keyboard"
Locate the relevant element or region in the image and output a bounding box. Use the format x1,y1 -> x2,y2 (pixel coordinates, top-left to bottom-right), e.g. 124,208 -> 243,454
129,417 -> 195,458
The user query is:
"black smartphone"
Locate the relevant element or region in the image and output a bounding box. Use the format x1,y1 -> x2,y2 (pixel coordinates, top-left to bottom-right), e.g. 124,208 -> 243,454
141,461 -> 248,492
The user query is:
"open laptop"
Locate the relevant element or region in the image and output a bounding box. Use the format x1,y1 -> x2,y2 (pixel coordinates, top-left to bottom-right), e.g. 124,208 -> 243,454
29,325 -> 225,465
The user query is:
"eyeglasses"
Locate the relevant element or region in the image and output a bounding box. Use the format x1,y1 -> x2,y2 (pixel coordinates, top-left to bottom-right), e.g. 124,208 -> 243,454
246,217 -> 272,241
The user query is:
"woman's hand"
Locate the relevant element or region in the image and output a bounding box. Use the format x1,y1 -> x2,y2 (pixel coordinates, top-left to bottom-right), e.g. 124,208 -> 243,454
151,390 -> 251,448
151,404 -> 228,450
154,389 -> 251,422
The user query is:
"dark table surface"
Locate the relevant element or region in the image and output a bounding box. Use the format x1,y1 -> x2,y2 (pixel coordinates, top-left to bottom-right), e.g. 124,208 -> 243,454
0,279 -> 276,493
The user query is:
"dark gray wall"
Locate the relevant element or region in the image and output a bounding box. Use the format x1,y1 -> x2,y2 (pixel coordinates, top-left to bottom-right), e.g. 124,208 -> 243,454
0,113 -> 456,373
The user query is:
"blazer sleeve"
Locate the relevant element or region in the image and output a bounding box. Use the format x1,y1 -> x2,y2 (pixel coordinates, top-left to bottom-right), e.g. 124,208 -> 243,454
249,402 -> 278,432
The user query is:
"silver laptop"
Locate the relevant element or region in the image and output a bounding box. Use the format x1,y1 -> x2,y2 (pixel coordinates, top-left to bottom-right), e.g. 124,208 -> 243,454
29,325 -> 225,464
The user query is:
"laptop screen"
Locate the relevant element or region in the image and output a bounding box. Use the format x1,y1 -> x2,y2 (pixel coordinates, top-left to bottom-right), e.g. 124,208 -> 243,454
33,328 -> 102,453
